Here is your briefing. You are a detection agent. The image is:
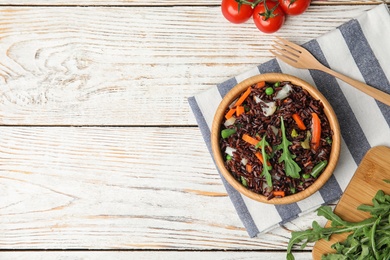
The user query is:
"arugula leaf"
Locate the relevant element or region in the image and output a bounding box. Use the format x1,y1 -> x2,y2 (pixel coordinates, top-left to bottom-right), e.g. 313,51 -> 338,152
286,189 -> 390,260
277,116 -> 301,178
259,135 -> 273,187
317,206 -> 348,227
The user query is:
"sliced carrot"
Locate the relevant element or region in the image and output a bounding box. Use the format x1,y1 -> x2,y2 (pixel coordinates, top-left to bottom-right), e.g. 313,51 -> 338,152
255,81 -> 266,88
255,152 -> 264,164
234,87 -> 251,107
292,113 -> 306,130
236,105 -> 245,116
255,152 -> 271,166
273,191 -> 285,197
225,108 -> 236,120
242,134 -> 260,146
311,112 -> 321,151
246,164 -> 253,173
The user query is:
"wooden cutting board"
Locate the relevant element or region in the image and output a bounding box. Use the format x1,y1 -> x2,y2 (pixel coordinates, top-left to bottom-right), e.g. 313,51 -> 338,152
312,146 -> 390,259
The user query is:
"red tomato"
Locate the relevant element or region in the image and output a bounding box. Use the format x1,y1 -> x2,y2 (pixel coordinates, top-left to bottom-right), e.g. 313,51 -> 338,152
278,0 -> 311,16
221,0 -> 254,24
253,0 -> 285,34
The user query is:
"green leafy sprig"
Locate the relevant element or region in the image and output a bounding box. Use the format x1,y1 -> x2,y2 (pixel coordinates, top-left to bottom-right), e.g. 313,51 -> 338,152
286,189 -> 390,260
259,135 -> 272,187
277,116 -> 301,179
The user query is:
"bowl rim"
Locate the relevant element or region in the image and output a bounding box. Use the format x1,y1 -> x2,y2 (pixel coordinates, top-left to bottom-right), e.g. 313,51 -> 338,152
211,73 -> 341,204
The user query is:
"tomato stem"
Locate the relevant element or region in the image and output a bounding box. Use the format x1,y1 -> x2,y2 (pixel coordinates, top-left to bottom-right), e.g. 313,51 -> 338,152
258,0 -> 280,21
236,0 -> 261,9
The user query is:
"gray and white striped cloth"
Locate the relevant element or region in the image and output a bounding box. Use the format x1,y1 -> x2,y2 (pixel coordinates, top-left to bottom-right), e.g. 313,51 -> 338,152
188,4 -> 390,237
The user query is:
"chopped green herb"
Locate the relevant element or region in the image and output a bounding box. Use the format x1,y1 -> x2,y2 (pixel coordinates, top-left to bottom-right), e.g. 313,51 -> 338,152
277,116 -> 301,179
302,173 -> 311,179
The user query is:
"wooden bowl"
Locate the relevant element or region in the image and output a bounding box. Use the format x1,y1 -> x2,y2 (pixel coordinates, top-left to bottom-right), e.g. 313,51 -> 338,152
211,73 -> 341,204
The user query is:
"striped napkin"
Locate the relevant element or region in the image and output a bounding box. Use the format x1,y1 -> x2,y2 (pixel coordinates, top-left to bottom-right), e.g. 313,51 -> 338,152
188,4 -> 390,237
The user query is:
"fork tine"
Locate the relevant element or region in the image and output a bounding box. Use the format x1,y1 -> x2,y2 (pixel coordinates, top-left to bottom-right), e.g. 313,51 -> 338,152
269,49 -> 299,67
273,40 -> 301,56
276,37 -> 304,53
272,43 -> 299,60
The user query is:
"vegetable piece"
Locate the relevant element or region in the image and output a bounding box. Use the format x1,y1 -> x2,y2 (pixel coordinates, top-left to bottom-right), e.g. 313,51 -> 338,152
240,176 -> 248,187
255,152 -> 265,164
221,0 -> 254,24
273,190 -> 285,197
265,87 -> 274,95
236,105 -> 245,116
274,83 -> 292,100
255,81 -> 266,88
225,146 -> 236,157
221,128 -> 237,138
292,113 -> 306,130
255,152 -> 271,166
224,116 -> 236,127
253,0 -> 286,34
258,100 -> 277,117
277,116 -> 301,178
225,108 -> 236,120
310,160 -> 327,178
301,130 -> 311,149
291,128 -> 298,138
286,189 -> 390,260
259,136 -> 273,187
234,87 -> 252,107
310,112 -> 321,151
243,133 -> 261,146
246,164 -> 253,173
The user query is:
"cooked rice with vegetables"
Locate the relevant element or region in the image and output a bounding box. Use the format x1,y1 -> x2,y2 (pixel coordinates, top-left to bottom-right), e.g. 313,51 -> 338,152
219,81 -> 333,199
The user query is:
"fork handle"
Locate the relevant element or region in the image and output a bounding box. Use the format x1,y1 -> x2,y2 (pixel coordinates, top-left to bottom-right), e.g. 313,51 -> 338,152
319,66 -> 390,106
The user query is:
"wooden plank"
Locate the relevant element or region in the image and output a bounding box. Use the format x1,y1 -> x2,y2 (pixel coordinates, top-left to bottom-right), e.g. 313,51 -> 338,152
0,0 -> 387,6
0,251 -> 313,260
0,5 -> 374,126
0,126 -> 323,250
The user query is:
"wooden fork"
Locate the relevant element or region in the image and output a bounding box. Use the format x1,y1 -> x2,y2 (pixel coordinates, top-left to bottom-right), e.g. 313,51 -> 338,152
270,37 -> 390,107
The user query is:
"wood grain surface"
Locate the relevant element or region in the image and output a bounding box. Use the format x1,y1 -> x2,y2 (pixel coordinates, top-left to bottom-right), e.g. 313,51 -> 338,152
0,5 -> 373,125
0,1 -> 388,259
0,0 -> 387,6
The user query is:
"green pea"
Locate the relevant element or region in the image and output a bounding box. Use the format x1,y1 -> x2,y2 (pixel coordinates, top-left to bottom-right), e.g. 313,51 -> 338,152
265,87 -> 274,95
274,81 -> 281,87
226,154 -> 232,161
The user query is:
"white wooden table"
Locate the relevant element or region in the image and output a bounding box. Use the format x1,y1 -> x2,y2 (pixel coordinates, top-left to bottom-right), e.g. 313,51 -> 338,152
0,1 -> 387,259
